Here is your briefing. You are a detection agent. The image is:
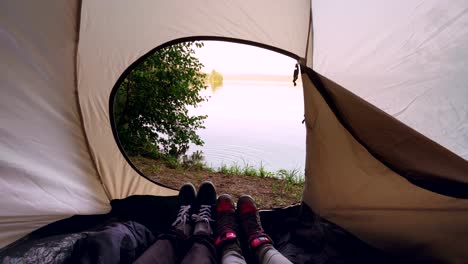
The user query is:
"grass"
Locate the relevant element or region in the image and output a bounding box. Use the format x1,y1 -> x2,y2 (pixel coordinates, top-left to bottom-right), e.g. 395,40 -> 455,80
218,163 -> 243,175
259,162 -> 274,178
129,153 -> 304,208
216,163 -> 304,185
216,163 -> 304,201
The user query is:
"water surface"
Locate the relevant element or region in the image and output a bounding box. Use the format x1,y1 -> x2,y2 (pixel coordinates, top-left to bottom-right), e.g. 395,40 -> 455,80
188,79 -> 305,175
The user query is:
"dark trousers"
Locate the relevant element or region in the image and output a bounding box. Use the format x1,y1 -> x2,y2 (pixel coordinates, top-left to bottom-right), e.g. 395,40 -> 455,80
133,233 -> 216,264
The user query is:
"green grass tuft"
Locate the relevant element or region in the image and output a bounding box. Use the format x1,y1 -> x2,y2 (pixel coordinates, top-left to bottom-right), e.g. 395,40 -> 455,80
243,164 -> 259,177
214,162 -> 304,186
227,164 -> 242,175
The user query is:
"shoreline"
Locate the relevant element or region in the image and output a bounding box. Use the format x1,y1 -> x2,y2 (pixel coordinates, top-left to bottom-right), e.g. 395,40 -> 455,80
130,155 -> 303,209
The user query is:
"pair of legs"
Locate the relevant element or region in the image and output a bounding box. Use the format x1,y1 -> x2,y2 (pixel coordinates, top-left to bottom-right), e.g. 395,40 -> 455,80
133,235 -> 215,264
134,182 -> 292,264
215,195 -> 292,264
134,182 -> 217,264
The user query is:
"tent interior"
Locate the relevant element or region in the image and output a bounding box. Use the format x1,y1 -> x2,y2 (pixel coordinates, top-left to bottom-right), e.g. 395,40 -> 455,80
1,0 -> 468,263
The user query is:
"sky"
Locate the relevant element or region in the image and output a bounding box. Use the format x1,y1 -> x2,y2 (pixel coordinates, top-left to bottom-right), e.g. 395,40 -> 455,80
193,41 -> 297,75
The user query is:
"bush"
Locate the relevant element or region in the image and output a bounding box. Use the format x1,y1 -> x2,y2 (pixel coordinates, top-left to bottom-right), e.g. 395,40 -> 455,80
114,42 -> 207,158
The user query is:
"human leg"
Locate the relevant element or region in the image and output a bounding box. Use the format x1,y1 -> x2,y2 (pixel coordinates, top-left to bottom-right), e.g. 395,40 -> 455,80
134,183 -> 196,264
180,181 -> 217,264
220,241 -> 247,264
214,194 -> 247,264
133,237 -> 177,264
180,238 -> 217,264
256,244 -> 292,264
237,196 -> 292,264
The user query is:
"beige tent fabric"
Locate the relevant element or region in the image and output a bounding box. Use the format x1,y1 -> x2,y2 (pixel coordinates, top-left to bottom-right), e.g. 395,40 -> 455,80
302,73 -> 468,262
0,0 -> 110,248
319,74 -> 468,189
2,0 -> 466,258
77,0 -> 310,199
312,0 -> 468,160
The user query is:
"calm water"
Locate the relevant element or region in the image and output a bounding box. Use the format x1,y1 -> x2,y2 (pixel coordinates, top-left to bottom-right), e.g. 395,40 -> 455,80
188,79 -> 305,175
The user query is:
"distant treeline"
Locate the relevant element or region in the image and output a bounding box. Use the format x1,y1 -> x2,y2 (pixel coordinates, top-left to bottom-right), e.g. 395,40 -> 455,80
208,70 -> 223,87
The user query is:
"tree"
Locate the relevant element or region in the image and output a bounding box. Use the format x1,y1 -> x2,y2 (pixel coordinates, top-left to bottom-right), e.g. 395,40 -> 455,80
208,69 -> 223,90
114,42 -> 207,158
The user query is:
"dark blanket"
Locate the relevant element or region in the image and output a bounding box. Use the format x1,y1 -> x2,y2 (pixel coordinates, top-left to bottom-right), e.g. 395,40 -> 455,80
70,221 -> 156,264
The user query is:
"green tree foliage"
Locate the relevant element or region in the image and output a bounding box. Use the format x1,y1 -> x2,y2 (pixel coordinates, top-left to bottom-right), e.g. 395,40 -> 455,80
208,69 -> 223,89
114,42 -> 208,158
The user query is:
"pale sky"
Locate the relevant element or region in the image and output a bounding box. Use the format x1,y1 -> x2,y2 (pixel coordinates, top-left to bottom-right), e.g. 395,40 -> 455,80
194,41 -> 297,75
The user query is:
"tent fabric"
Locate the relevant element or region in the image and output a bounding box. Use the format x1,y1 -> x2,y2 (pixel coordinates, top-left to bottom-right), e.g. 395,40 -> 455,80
77,0 -> 310,200
1,0 -> 468,262
301,73 -> 468,261
310,70 -> 468,197
0,0 -> 110,248
312,0 -> 468,160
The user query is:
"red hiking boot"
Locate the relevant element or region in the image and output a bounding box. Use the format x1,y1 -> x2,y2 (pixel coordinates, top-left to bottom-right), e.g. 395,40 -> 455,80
214,194 -> 238,246
237,195 -> 272,249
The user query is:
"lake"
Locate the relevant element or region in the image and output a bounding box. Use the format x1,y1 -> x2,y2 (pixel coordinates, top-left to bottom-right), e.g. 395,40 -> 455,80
188,78 -> 306,176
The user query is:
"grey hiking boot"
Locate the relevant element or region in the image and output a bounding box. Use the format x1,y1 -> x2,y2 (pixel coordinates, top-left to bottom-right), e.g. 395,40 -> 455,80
192,181 -> 217,236
172,183 -> 196,238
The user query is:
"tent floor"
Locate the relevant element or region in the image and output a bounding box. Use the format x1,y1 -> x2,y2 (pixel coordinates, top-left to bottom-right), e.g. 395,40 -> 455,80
0,195 -> 391,263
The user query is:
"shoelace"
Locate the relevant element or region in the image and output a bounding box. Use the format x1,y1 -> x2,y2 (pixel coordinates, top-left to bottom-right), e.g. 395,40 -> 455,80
172,205 -> 191,228
192,205 -> 213,224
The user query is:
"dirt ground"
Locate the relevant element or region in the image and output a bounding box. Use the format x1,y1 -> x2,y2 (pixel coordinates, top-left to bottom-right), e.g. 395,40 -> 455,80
130,156 -> 303,209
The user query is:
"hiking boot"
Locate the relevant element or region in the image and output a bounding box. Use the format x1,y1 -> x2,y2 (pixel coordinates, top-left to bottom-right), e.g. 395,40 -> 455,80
172,183 -> 197,238
214,194 -> 238,246
237,195 -> 272,249
192,181 -> 217,236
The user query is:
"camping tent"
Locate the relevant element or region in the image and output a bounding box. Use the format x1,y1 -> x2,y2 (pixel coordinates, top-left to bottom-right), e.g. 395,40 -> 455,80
1,0 -> 467,262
